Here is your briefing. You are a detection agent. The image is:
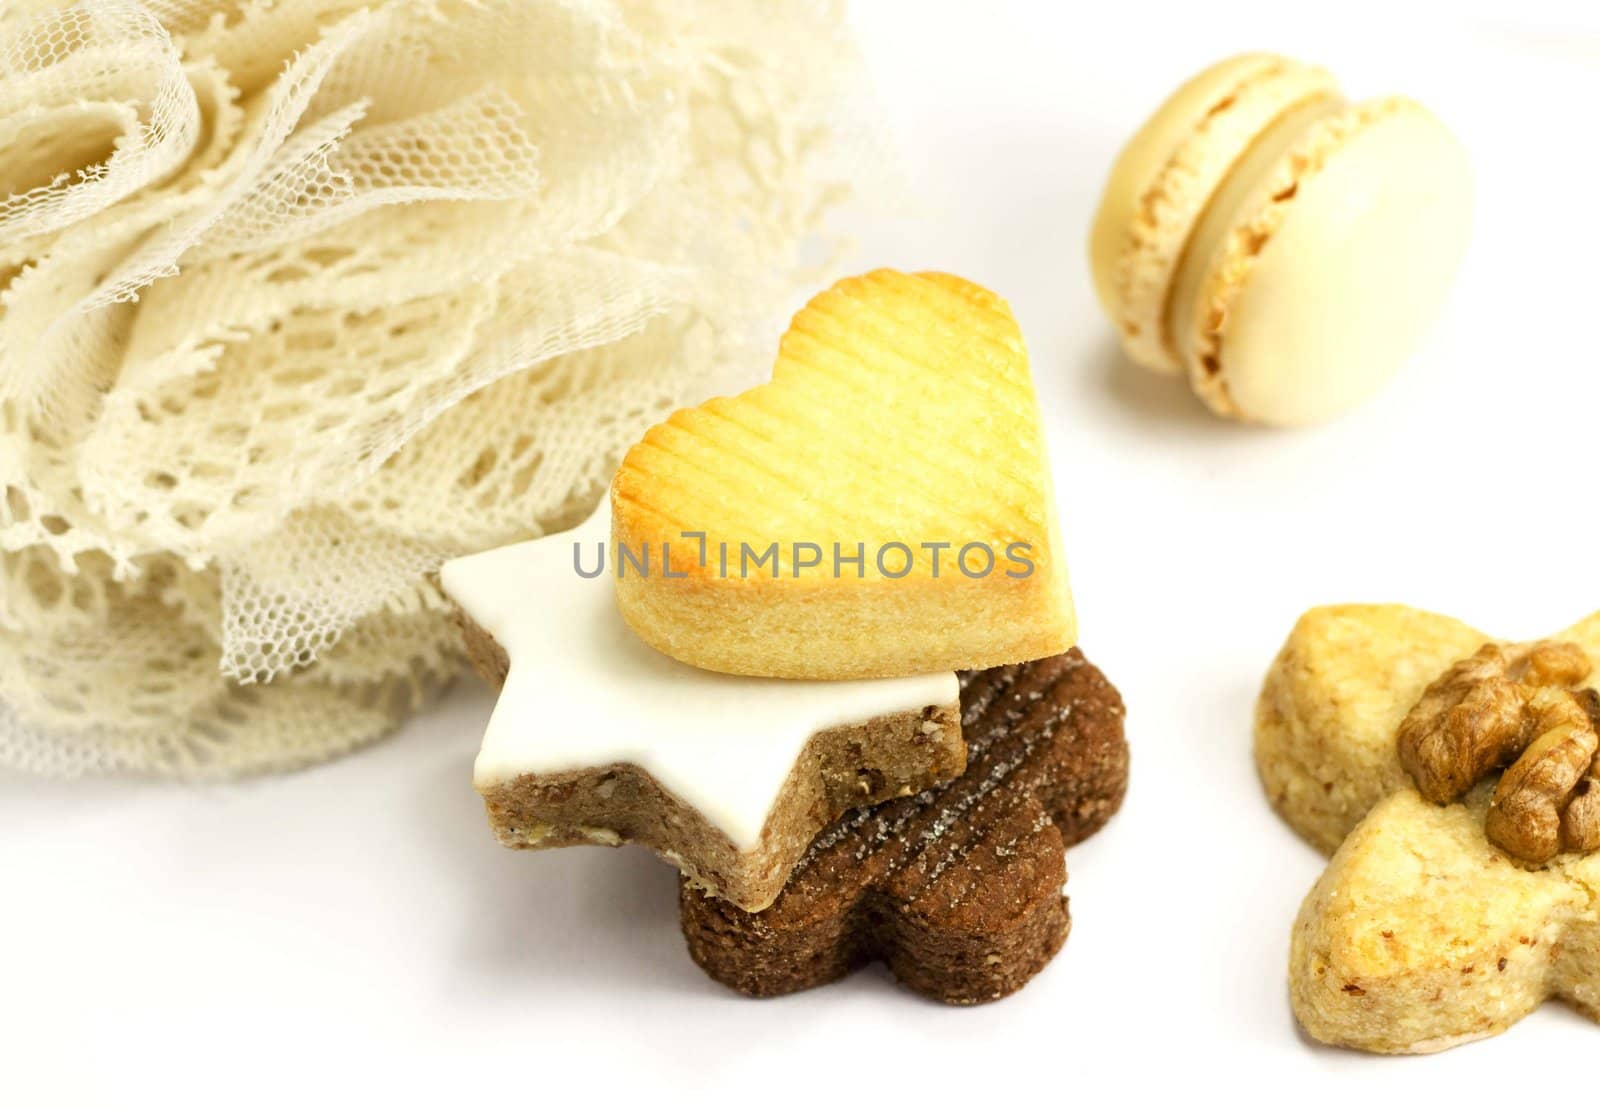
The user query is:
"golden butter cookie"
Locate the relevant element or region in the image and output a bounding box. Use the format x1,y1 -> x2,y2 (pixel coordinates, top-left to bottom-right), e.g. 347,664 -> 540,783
611,269 -> 1075,681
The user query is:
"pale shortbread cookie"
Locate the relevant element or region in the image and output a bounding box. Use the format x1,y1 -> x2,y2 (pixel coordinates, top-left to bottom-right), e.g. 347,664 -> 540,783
1257,604 -> 1600,1052
1292,787 -> 1600,1054
1256,604 -> 1487,854
1089,54 -> 1471,425
611,269 -> 1076,681
440,507 -> 964,913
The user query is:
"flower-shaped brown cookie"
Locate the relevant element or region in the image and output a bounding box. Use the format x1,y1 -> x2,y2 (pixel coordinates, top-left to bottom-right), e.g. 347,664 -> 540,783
1257,605 -> 1600,1053
680,649 -> 1129,1004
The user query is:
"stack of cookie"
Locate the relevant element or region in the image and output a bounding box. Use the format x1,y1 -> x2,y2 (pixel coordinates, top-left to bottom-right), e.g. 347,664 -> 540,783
441,270 -> 1129,1003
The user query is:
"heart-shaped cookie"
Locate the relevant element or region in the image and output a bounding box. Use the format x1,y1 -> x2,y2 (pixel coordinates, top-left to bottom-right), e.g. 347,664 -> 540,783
610,269 -> 1075,680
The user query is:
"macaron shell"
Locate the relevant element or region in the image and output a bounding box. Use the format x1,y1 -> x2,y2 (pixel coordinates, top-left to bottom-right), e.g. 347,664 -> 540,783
1194,99 -> 1472,425
1088,53 -> 1339,373
1089,53 -> 1284,317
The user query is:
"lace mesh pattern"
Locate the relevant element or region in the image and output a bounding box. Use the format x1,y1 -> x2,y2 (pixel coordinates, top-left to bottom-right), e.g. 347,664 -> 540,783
0,0 -> 872,777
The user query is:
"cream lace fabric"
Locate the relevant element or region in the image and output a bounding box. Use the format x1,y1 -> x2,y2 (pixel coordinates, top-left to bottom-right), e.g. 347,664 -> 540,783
0,0 -> 873,776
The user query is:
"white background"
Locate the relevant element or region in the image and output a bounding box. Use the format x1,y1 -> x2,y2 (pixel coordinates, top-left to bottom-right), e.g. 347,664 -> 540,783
6,2 -> 1600,1105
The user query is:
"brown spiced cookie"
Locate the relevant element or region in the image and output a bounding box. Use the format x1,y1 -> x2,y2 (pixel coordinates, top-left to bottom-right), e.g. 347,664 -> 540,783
679,649 -> 1128,1004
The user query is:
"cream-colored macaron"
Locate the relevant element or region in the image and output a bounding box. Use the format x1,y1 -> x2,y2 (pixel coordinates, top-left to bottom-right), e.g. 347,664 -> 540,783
1089,54 -> 1472,426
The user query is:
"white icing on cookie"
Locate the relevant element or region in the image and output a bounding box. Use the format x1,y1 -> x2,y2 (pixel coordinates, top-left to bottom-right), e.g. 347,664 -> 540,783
439,505 -> 958,850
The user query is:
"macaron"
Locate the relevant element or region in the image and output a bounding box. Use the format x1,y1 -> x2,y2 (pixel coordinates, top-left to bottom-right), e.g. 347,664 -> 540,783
1089,53 -> 1472,426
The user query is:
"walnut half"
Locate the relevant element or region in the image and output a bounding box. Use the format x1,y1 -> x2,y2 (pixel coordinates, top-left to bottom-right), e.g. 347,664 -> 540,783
1396,640 -> 1600,865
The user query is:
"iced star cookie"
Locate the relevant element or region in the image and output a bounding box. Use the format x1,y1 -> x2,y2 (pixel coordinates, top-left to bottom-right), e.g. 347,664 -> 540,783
611,269 -> 1076,681
1257,605 -> 1600,1052
1090,54 -> 1471,425
439,505 -> 965,913
681,650 -> 1129,1004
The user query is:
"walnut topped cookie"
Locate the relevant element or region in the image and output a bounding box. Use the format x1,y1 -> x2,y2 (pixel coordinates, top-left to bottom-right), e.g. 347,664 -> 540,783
1395,641 -> 1600,862
1257,605 -> 1600,1053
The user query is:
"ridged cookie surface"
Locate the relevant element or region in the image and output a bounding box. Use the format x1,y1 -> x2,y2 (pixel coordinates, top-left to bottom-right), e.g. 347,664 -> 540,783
612,269 -> 1075,680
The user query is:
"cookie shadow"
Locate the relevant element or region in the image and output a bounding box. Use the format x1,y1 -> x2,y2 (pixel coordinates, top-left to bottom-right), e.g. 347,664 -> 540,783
1090,332 -> 1243,437
1286,1005 -> 1443,1061
414,744 -> 723,999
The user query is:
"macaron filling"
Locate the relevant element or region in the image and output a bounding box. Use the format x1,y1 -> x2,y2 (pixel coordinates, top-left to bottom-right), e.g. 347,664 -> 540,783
1162,91 -> 1347,381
